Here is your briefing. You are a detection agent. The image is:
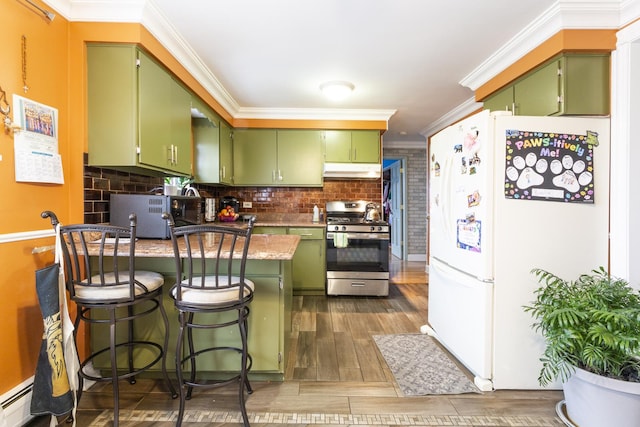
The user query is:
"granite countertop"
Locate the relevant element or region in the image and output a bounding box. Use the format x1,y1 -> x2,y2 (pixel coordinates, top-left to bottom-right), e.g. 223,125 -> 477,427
216,213 -> 325,228
84,234 -> 301,260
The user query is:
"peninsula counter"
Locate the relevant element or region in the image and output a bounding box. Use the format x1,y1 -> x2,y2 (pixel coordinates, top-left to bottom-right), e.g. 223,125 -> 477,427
90,234 -> 300,381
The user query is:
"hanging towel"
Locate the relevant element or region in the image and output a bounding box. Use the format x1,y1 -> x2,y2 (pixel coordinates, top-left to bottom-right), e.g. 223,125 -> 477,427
31,223 -> 79,426
333,232 -> 349,248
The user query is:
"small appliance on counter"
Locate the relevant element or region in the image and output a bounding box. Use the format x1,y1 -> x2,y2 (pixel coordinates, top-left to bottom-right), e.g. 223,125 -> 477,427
204,197 -> 217,222
110,194 -> 203,239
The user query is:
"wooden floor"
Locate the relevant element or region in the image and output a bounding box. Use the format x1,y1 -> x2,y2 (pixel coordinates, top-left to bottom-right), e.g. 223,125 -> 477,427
28,258 -> 566,426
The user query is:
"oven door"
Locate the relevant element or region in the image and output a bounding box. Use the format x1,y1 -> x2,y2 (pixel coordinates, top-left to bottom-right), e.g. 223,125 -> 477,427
326,231 -> 389,273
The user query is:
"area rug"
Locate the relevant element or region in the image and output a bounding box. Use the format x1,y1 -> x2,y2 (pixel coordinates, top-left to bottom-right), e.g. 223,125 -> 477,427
373,333 -> 480,396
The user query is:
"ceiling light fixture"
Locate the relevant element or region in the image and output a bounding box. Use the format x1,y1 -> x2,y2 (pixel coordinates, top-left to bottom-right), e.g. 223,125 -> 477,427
320,81 -> 354,101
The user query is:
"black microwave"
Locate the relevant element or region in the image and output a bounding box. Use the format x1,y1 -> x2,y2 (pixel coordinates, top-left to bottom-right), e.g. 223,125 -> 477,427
110,194 -> 203,239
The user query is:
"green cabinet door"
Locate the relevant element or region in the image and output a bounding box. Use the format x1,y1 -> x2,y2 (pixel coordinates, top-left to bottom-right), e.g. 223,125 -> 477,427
324,130 -> 352,162
514,59 -> 560,116
88,44 -> 192,175
169,81 -> 192,174
185,275 -> 282,372
87,45 -> 139,168
276,130 -> 323,186
193,116 -> 220,183
233,129 -> 277,185
560,54 -> 610,116
324,130 -> 380,163
288,228 -> 326,294
138,50 -> 172,170
483,53 -> 610,116
219,121 -> 233,184
351,130 -> 380,163
483,85 -> 515,113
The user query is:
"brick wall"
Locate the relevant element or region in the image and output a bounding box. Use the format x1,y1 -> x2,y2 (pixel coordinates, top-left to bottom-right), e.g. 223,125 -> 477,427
384,147 -> 427,260
83,155 -> 382,223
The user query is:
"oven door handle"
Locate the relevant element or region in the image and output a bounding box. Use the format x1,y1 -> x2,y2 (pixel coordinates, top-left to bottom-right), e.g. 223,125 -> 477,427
327,233 -> 390,240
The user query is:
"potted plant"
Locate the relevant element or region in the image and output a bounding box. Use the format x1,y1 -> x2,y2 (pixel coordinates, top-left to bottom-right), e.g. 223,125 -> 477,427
524,267 -> 640,427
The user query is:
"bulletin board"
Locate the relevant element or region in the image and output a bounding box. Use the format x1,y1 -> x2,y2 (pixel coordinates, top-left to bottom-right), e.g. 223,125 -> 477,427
504,129 -> 599,203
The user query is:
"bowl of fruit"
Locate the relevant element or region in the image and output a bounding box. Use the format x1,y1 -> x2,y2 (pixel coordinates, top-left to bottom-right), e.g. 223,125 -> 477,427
218,205 -> 239,222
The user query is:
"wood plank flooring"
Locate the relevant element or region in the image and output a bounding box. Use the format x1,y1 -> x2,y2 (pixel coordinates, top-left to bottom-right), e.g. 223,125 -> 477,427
27,258 -> 566,426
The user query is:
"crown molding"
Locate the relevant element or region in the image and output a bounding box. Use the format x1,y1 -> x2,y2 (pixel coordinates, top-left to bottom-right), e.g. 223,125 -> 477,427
234,107 -> 396,122
420,97 -> 482,138
459,0 -> 623,92
43,0 -> 392,123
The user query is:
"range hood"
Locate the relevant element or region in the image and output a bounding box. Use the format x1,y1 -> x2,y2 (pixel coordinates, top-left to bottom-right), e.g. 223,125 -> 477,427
323,163 -> 382,179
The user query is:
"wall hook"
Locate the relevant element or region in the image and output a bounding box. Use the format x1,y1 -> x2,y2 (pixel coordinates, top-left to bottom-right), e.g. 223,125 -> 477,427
0,86 -> 20,135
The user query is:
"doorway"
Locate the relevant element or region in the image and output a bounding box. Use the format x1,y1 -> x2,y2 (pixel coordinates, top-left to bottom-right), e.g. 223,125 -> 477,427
383,158 -> 407,260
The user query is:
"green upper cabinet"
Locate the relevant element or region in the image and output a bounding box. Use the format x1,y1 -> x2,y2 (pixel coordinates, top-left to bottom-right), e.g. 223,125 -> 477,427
219,121 -> 233,185
276,130 -> 323,186
232,129 -> 323,186
233,129 -> 278,185
484,53 -> 610,116
87,44 -> 192,176
324,130 -> 380,163
192,98 -> 233,185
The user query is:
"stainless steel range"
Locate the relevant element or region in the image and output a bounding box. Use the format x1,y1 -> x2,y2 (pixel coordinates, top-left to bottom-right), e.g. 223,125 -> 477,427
325,200 -> 390,296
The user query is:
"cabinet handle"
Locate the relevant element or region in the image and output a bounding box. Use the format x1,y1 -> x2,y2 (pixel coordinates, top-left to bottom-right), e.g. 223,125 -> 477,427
173,145 -> 178,165
221,166 -> 226,179
278,169 -> 283,181
167,145 -> 173,164
272,170 -> 276,182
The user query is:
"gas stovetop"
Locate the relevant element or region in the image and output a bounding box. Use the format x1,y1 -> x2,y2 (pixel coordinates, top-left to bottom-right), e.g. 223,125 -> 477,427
325,200 -> 388,232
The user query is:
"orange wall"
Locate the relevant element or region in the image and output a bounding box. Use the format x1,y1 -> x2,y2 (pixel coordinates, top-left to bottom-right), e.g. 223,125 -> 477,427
0,0 -> 72,395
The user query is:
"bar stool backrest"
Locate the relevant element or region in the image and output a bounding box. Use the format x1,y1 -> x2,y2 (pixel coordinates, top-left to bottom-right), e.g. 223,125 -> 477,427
42,211 -> 139,302
164,214 -> 256,309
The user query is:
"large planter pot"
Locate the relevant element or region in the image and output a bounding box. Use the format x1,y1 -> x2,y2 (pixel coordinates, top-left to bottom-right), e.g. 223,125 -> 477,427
563,366 -> 640,427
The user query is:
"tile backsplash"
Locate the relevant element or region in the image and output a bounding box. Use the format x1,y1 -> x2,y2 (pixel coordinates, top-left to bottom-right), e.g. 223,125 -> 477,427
84,158 -> 382,224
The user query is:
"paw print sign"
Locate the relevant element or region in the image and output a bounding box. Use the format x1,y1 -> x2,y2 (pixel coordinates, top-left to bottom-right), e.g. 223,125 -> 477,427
504,129 -> 597,203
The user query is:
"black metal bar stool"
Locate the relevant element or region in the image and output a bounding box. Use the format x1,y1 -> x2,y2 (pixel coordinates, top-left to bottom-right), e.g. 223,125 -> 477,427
164,213 -> 256,427
41,211 -> 177,426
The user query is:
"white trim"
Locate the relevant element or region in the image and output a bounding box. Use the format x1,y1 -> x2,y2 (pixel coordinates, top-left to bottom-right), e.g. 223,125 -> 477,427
407,254 -> 427,262
0,377 -> 34,427
0,229 -> 54,244
233,107 -> 396,122
610,17 -> 640,291
420,97 -> 482,138
460,0 -> 622,92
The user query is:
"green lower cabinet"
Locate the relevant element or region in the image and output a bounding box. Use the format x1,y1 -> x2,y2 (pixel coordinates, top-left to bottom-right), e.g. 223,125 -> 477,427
90,258 -> 292,381
288,228 -> 326,295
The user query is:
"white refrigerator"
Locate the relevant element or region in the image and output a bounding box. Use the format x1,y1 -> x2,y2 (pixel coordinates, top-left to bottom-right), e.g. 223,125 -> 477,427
426,109 -> 610,390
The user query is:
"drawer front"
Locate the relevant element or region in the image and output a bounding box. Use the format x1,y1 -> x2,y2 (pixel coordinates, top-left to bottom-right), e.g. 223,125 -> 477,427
288,227 -> 324,240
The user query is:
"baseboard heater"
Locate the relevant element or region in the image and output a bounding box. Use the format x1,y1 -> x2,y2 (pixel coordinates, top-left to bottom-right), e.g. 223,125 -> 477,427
1,377 -> 34,426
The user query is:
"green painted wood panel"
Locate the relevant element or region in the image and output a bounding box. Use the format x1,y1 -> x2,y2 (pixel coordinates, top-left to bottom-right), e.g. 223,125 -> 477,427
87,45 -> 139,167
233,129 -> 277,185
276,130 -> 323,186
324,130 -> 352,162
351,130 -> 380,163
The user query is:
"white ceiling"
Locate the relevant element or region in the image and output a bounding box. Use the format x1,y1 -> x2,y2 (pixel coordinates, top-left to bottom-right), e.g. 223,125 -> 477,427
49,0 -> 630,143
